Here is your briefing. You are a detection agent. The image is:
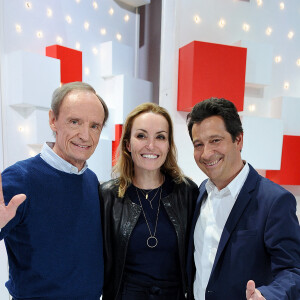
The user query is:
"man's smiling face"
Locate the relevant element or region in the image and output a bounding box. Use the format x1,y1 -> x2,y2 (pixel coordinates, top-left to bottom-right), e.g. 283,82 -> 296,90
49,90 -> 105,171
192,115 -> 243,190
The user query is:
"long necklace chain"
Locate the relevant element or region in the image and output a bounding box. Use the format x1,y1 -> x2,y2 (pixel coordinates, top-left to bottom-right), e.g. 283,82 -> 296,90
138,187 -> 160,209
136,186 -> 162,248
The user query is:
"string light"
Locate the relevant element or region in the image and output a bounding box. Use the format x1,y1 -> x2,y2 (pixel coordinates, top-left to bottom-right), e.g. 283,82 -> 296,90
279,2 -> 285,10
15,24 -> 22,33
109,8 -> 114,15
36,31 -> 43,38
265,27 -> 272,36
100,28 -> 106,35
66,15 -> 72,24
256,0 -> 263,6
243,23 -> 250,32
284,82 -> 289,90
116,33 -> 122,41
194,15 -> 201,24
248,104 -> 256,112
47,8 -> 52,17
75,0 -> 80,3
25,2 -> 32,9
18,126 -> 24,132
218,19 -> 226,28
288,31 -> 294,39
84,67 -> 90,75
56,36 -> 63,44
296,59 -> 300,66
75,42 -> 80,50
124,14 -> 130,22
84,22 -> 90,30
93,1 -> 98,9
275,56 -> 282,63
92,47 -> 98,55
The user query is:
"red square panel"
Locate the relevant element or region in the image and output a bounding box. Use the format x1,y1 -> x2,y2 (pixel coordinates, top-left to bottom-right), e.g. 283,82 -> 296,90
266,135 -> 300,185
112,124 -> 123,166
177,41 -> 247,112
46,45 -> 82,84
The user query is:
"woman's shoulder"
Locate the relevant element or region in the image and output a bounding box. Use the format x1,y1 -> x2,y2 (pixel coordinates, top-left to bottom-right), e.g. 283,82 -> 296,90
99,178 -> 119,195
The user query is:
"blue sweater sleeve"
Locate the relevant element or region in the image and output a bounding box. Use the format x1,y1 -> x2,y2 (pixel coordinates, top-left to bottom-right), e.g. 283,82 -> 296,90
1,163 -> 28,240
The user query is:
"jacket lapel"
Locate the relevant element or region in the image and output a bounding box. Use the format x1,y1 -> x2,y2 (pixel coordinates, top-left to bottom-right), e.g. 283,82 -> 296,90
210,165 -> 259,276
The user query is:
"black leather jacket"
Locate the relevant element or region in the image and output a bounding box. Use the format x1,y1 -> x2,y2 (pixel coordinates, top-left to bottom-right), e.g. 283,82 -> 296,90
99,176 -> 199,300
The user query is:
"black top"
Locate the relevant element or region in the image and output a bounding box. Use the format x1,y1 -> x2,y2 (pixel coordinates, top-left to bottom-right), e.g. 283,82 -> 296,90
125,175 -> 181,283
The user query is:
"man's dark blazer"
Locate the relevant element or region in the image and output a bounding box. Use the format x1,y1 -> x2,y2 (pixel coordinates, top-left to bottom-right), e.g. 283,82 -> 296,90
187,164 -> 300,300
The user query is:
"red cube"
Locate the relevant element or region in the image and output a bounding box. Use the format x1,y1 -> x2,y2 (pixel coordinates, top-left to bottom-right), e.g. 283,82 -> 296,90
177,41 -> 247,112
46,45 -> 82,84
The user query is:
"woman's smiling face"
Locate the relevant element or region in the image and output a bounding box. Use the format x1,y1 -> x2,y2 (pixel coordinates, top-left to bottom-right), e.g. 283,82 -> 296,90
127,112 -> 170,174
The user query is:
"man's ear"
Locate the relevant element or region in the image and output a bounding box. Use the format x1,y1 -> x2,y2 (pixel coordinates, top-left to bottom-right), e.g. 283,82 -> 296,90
235,132 -> 243,152
49,110 -> 57,133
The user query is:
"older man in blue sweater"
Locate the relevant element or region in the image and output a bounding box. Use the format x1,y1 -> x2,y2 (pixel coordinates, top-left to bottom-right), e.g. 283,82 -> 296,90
0,82 -> 109,300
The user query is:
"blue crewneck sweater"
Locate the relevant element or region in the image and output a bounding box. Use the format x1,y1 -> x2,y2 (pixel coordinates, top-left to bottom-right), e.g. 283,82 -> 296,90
0,155 -> 103,300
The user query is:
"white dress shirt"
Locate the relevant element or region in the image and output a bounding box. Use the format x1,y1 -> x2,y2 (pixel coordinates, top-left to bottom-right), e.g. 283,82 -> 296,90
193,162 -> 250,300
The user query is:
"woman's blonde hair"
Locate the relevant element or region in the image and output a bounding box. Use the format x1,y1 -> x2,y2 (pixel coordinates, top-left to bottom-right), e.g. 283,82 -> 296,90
113,102 -> 185,197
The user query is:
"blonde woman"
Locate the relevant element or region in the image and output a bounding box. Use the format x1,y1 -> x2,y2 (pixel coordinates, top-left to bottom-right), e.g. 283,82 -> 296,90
99,103 -> 198,300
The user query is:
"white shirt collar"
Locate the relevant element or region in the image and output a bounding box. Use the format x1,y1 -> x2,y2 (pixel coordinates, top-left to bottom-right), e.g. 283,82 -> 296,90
40,142 -> 88,175
205,161 -> 250,200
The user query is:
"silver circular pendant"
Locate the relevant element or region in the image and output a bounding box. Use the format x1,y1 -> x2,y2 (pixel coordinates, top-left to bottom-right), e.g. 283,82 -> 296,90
147,236 -> 158,248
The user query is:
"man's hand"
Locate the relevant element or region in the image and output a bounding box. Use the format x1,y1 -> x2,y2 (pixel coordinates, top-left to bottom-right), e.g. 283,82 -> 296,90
0,173 -> 26,229
246,280 -> 266,300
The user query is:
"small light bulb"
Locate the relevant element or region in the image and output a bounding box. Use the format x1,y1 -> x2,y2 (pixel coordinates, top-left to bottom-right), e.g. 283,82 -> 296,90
92,47 -> 98,55
296,59 -> 300,66
66,15 -> 72,24
279,2 -> 285,10
288,31 -> 294,39
56,36 -> 63,44
248,104 -> 256,112
256,0 -> 263,6
265,27 -> 272,36
84,67 -> 90,75
36,31 -> 43,38
15,24 -> 22,33
75,0 -> 80,3
84,22 -> 90,30
284,82 -> 289,90
124,14 -> 130,22
29,150 -> 36,158
100,28 -> 106,35
93,1 -> 98,9
218,19 -> 226,28
275,56 -> 282,63
194,15 -> 201,24
18,126 -> 24,132
116,33 -> 122,41
47,8 -> 52,17
109,8 -> 114,15
75,42 -> 80,50
243,23 -> 250,32
25,2 -> 32,9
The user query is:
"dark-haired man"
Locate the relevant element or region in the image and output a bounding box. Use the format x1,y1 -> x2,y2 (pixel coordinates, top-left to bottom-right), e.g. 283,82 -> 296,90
186,98 -> 300,300
0,82 -> 108,299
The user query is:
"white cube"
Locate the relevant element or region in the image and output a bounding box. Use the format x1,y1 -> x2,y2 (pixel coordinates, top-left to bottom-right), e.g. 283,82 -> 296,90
87,139 -> 112,182
99,41 -> 134,78
271,96 -> 300,136
102,75 -> 153,124
5,51 -> 60,107
242,116 -> 283,170
235,40 -> 273,87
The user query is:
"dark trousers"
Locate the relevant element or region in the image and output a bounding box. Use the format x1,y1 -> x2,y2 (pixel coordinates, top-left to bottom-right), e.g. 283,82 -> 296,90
118,275 -> 185,300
